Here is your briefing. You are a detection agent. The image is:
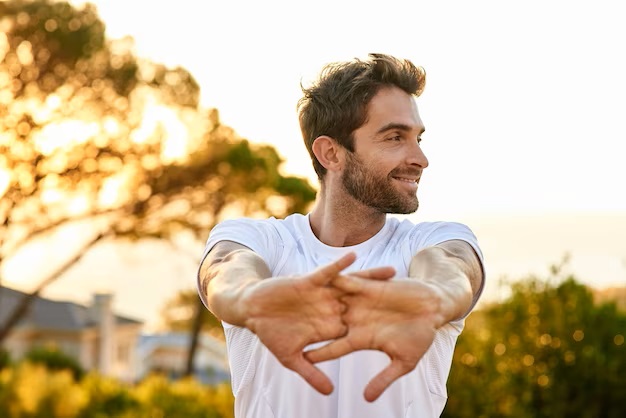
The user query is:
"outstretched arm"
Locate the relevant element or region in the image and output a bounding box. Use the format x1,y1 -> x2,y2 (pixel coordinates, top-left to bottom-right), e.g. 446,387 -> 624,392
305,239 -> 483,402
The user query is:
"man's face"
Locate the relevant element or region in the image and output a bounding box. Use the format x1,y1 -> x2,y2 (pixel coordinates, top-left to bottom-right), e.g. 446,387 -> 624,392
341,86 -> 428,214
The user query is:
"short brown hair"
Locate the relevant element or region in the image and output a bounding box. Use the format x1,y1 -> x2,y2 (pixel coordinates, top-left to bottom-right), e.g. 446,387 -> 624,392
297,53 -> 426,180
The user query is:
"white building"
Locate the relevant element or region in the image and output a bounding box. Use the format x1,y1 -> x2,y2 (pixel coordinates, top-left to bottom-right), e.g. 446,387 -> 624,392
0,286 -> 142,382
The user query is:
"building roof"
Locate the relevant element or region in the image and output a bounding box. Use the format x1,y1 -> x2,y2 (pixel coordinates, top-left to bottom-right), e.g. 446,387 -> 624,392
0,286 -> 142,332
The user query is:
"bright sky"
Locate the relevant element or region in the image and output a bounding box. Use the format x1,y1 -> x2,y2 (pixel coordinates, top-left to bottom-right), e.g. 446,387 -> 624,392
87,0 -> 625,220
6,0 -> 624,328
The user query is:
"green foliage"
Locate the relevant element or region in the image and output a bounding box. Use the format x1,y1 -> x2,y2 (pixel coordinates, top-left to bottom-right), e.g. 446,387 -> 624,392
0,0 -> 107,94
76,373 -> 139,418
0,348 -> 10,370
24,346 -> 84,380
133,374 -> 232,418
0,364 -> 234,417
443,274 -> 626,418
0,362 -> 86,418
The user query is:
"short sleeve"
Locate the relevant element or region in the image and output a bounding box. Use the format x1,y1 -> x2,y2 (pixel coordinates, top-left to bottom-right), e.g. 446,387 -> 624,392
199,218 -> 283,270
196,218 -> 284,317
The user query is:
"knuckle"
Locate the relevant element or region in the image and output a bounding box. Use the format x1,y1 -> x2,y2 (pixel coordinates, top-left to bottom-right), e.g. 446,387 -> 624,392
326,322 -> 348,339
342,308 -> 357,323
280,357 -> 296,370
331,300 -> 346,316
398,358 -> 417,373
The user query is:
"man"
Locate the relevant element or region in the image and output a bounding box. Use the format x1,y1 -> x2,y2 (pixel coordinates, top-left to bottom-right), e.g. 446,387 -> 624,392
197,53 -> 485,418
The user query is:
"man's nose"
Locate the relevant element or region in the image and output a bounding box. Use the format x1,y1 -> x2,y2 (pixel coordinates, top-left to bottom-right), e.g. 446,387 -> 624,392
407,141 -> 429,169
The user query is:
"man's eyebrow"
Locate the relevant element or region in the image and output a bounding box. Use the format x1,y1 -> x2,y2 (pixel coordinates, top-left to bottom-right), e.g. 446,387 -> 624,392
375,123 -> 425,136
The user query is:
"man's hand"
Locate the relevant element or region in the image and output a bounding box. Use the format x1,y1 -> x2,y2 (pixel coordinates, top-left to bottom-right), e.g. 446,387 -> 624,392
241,252 -> 395,395
304,275 -> 444,402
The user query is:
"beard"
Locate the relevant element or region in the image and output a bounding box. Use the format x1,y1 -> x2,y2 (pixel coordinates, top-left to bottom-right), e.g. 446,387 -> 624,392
341,151 -> 420,214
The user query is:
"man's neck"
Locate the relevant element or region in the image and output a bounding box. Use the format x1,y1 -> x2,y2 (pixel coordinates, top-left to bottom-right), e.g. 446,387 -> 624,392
308,185 -> 387,247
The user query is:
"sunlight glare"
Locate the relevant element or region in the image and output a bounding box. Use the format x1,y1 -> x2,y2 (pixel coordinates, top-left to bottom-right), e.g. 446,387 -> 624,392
98,173 -> 125,208
0,32 -> 8,62
67,194 -> 91,215
130,94 -> 190,163
0,168 -> 11,198
102,116 -> 120,136
160,112 -> 189,163
45,93 -> 62,109
40,188 -> 64,205
32,120 -> 100,155
98,164 -> 143,209
15,40 -> 34,66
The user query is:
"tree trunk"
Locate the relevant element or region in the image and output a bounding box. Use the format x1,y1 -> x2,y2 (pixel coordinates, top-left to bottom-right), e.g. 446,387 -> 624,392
184,297 -> 204,377
0,231 -> 108,343
174,204 -> 224,379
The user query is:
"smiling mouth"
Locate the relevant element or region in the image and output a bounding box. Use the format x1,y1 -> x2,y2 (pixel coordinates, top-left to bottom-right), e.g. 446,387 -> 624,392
391,177 -> 419,192
391,174 -> 421,185
389,168 -> 422,189
392,177 -> 418,184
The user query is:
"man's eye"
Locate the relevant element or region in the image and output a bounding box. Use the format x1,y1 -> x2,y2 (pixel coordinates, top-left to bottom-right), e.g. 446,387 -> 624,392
388,135 -> 402,141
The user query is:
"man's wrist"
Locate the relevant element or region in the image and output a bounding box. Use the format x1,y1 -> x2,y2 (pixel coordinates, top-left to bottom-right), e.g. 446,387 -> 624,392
239,280 -> 263,332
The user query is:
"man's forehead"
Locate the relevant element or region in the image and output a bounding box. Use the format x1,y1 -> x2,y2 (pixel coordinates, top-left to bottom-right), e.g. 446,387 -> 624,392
367,97 -> 424,132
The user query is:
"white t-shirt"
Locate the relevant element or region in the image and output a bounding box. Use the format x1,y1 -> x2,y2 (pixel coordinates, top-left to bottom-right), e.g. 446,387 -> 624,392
200,213 -> 485,418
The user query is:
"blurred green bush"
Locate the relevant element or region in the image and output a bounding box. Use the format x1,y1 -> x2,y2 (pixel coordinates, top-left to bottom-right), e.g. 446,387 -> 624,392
0,349 -> 10,370
24,347 -> 84,380
0,362 -> 234,418
443,274 -> 626,418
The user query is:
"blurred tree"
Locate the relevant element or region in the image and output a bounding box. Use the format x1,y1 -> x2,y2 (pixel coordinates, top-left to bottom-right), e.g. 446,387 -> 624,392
0,0 -> 317,378
160,289 -> 224,340
443,263 -> 626,417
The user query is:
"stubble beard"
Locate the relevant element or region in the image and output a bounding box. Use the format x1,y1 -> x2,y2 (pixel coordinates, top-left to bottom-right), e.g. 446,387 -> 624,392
342,152 -> 419,215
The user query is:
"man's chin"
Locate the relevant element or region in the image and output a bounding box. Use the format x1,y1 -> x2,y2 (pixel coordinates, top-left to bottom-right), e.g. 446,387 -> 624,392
385,200 -> 419,215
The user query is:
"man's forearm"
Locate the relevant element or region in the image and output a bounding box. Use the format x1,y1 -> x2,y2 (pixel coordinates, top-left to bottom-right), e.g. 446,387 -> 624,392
198,242 -> 271,327
408,240 -> 482,325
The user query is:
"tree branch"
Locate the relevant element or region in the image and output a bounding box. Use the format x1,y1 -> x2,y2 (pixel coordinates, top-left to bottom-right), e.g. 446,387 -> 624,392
1,208 -> 123,261
0,228 -> 112,343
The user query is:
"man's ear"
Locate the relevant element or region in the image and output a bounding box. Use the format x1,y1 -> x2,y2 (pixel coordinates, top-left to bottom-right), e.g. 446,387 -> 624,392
312,135 -> 344,173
